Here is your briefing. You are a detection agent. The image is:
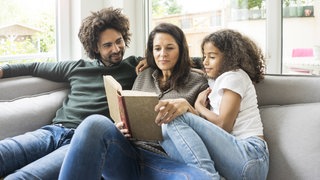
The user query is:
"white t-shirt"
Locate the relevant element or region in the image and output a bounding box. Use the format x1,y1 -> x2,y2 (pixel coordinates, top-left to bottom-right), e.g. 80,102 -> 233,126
208,69 -> 263,139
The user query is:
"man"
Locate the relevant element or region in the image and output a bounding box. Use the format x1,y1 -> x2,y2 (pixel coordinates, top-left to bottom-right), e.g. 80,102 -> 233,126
0,7 -> 145,179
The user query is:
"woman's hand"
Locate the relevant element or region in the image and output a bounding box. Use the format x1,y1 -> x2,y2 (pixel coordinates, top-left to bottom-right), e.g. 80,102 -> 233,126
115,121 -> 131,138
135,58 -> 148,74
154,98 -> 190,125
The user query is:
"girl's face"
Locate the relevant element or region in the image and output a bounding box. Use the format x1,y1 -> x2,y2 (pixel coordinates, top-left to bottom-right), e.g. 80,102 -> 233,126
202,42 -> 223,79
153,33 -> 179,73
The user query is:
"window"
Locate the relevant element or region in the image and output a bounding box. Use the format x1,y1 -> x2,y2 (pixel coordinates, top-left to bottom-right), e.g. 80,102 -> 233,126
282,0 -> 320,75
149,0 -> 320,75
0,0 -> 56,65
150,0 -> 266,60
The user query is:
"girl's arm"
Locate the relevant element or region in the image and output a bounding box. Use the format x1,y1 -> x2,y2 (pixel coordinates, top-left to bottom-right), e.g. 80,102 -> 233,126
195,89 -> 241,133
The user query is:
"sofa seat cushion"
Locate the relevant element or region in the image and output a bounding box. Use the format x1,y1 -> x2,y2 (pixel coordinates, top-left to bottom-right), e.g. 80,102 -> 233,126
260,103 -> 320,180
0,89 -> 68,140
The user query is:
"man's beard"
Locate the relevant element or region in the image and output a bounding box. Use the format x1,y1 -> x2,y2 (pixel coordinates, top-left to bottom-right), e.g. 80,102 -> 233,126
102,51 -> 124,67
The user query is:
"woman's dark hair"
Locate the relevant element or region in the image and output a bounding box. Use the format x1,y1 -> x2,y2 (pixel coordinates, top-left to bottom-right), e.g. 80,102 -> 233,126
145,23 -> 191,89
78,7 -> 131,60
201,29 -> 266,83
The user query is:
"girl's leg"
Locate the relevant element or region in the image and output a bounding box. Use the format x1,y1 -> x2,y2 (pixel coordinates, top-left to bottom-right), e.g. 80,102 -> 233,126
165,112 -> 269,180
161,116 -> 220,179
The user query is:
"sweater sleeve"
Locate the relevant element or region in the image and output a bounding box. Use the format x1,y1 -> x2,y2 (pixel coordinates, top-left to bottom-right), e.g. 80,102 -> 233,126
1,60 -> 84,82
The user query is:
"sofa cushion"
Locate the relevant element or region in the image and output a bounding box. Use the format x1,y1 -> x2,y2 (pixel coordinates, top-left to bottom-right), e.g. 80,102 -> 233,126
260,103 -> 320,180
0,89 -> 68,140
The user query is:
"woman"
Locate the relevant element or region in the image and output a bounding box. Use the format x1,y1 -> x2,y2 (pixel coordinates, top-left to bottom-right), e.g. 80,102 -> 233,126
58,23 -> 211,180
163,29 -> 270,179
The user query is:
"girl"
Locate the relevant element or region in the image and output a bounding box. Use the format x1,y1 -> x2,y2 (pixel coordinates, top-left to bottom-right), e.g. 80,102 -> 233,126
162,29 -> 269,179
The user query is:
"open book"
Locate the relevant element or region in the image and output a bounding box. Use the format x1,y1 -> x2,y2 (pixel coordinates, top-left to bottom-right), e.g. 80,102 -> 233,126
103,75 -> 162,141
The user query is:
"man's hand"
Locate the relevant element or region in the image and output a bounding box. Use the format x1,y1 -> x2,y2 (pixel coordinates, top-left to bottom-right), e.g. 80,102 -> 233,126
135,58 -> 148,74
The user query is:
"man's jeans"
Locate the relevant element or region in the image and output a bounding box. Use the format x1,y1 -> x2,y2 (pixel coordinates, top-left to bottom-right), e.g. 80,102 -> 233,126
0,124 -> 74,179
161,112 -> 269,180
59,114 -> 213,180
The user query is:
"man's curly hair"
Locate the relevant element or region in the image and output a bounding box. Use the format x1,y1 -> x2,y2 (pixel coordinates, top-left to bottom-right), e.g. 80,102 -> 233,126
78,7 -> 131,60
201,29 -> 266,83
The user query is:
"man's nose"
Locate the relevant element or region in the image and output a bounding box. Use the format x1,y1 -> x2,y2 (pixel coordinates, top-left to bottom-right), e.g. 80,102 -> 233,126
112,44 -> 120,52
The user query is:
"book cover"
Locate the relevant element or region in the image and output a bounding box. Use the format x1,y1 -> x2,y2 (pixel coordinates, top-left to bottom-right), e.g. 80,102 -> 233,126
103,75 -> 162,141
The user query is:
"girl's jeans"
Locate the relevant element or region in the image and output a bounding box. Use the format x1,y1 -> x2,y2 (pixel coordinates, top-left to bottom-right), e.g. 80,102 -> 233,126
161,112 -> 269,180
0,124 -> 74,179
58,114 -> 212,180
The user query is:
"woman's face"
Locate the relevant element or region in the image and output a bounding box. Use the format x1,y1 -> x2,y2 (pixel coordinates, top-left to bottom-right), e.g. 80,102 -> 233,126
152,33 -> 179,73
202,42 -> 223,79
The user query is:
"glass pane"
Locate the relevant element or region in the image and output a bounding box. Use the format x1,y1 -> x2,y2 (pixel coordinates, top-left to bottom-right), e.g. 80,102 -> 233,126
150,0 -> 266,59
282,0 -> 320,75
0,0 -> 56,65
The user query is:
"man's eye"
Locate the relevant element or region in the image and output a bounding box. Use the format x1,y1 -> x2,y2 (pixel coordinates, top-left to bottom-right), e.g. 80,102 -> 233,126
103,44 -> 112,48
116,38 -> 124,44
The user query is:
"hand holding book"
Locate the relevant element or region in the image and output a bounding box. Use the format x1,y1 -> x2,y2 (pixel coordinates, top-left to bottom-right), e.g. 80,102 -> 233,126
154,98 -> 198,125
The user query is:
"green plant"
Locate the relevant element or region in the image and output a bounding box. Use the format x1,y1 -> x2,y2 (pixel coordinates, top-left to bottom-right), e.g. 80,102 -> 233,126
284,0 -> 290,7
248,0 -> 263,9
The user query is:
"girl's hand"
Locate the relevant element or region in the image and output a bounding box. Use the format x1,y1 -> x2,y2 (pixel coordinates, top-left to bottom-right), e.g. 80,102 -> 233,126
196,88 -> 211,108
154,98 -> 190,125
115,121 -> 131,138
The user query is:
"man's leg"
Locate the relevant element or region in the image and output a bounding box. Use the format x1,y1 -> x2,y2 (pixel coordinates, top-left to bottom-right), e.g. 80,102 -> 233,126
4,144 -> 69,180
0,125 -> 73,179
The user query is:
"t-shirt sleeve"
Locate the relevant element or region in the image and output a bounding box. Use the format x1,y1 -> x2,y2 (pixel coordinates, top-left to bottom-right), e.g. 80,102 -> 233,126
215,71 -> 248,98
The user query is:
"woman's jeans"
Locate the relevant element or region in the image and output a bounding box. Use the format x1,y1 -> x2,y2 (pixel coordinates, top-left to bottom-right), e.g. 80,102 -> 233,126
0,124 -> 74,179
58,114 -> 212,180
161,112 -> 269,180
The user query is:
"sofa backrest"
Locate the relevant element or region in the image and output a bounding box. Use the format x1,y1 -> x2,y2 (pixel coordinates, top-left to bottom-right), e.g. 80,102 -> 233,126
255,74 -> 320,106
255,75 -> 320,180
0,76 -> 69,140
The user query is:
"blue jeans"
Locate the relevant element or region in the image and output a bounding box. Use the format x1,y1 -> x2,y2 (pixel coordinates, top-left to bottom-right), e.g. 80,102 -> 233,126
161,112 -> 269,180
0,124 -> 74,179
58,114 -> 213,180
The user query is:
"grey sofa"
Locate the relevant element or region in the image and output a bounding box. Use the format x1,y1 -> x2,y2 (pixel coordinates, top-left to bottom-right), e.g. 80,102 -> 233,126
0,75 -> 320,179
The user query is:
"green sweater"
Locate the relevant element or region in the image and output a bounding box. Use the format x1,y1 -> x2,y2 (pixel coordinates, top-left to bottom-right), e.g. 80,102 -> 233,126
1,56 -> 139,128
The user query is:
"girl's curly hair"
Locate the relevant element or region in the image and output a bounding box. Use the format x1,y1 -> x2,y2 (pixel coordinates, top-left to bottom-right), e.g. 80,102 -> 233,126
78,7 -> 131,60
201,29 -> 266,83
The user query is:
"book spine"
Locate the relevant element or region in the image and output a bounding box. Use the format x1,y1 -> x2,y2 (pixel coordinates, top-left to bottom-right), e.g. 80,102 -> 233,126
117,95 -> 131,132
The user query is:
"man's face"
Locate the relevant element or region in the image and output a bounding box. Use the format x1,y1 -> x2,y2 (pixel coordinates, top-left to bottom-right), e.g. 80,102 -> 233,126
96,29 -> 125,66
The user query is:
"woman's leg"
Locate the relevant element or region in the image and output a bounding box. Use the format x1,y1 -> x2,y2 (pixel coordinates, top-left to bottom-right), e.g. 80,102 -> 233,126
165,112 -> 269,180
138,148 -> 214,180
59,114 -> 140,180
